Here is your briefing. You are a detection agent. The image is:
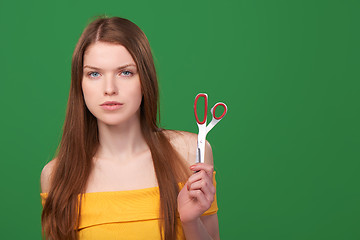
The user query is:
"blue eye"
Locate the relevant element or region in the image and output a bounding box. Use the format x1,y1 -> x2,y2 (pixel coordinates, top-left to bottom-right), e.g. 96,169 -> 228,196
121,70 -> 132,76
88,72 -> 100,78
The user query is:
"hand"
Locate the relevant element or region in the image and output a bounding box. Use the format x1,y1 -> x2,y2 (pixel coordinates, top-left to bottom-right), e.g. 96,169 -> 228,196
177,163 -> 215,224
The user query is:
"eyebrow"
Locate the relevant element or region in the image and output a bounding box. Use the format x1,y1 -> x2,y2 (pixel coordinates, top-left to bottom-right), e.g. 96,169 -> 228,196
83,63 -> 137,70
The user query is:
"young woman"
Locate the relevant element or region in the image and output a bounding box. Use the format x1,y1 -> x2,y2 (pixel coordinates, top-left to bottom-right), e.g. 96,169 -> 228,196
40,16 -> 220,240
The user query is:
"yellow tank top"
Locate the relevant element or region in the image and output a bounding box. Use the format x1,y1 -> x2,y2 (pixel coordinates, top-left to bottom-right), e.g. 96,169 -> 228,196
40,172 -> 218,239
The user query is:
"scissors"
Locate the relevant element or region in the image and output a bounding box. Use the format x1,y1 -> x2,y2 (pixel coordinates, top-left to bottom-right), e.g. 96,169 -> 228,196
194,93 -> 228,164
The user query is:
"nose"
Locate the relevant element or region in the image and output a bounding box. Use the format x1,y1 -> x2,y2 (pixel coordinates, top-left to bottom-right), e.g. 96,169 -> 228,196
104,76 -> 118,96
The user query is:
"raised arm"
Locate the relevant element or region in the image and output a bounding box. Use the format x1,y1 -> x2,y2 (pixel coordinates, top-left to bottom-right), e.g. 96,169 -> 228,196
175,132 -> 220,240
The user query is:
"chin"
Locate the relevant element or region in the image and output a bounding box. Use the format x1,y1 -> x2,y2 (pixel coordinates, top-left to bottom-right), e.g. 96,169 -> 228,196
97,116 -> 136,127
98,119 -> 125,126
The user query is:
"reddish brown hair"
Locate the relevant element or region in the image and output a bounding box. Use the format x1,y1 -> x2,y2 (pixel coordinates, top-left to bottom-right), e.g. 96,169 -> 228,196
41,15 -> 190,240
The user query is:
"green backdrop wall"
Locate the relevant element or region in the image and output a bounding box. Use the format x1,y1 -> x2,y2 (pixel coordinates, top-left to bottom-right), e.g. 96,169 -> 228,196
0,0 -> 359,239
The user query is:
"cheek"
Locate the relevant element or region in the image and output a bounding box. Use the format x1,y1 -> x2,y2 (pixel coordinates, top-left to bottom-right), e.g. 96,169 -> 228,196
131,81 -> 143,104
82,83 -> 97,108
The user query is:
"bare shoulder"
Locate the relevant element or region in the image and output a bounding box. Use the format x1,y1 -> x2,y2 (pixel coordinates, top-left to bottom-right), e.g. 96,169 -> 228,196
163,130 -> 214,166
40,158 -> 57,193
163,129 -> 197,146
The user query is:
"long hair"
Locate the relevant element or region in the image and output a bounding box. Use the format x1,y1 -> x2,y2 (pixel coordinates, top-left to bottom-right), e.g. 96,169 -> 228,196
41,15 -> 190,240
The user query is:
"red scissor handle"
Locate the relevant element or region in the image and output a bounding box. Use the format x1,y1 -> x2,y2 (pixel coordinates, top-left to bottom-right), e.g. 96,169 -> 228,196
194,93 -> 208,124
212,102 -> 227,120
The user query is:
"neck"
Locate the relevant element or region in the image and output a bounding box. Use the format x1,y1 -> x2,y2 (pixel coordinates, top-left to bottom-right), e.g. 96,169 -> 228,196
95,114 -> 149,162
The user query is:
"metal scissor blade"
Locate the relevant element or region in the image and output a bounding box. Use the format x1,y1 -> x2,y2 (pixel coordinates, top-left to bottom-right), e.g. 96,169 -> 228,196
196,147 -> 201,164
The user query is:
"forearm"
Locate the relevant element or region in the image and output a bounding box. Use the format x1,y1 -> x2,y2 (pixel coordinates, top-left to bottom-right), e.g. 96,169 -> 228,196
181,218 -> 214,240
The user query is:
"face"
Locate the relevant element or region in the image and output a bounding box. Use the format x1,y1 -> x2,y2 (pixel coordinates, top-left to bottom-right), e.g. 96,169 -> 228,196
82,41 -> 142,126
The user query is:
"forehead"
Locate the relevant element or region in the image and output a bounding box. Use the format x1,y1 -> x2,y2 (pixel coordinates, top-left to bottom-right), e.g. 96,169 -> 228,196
83,42 -> 136,69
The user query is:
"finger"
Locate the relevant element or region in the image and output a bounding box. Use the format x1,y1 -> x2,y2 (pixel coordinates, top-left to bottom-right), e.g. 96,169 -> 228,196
187,170 -> 214,200
187,169 -> 212,186
190,163 -> 214,178
188,189 -> 213,209
188,179 -> 215,203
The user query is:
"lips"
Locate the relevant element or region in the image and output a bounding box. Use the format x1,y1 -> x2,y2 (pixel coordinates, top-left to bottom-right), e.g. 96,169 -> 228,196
100,101 -> 123,106
100,101 -> 123,110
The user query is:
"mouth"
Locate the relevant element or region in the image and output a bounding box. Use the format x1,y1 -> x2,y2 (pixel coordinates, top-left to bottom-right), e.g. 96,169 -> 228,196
100,101 -> 124,110
100,101 -> 123,106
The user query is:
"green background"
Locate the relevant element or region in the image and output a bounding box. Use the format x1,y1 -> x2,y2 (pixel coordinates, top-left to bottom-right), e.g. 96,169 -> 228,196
0,0 -> 359,239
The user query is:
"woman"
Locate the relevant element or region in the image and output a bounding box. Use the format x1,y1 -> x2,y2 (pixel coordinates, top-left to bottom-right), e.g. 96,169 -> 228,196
40,16 -> 219,240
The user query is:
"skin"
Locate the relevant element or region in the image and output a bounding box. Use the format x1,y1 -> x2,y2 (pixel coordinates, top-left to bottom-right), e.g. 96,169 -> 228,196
41,41 -> 220,239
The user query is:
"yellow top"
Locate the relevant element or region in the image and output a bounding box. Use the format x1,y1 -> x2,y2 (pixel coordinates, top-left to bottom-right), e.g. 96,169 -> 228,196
40,172 -> 218,239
